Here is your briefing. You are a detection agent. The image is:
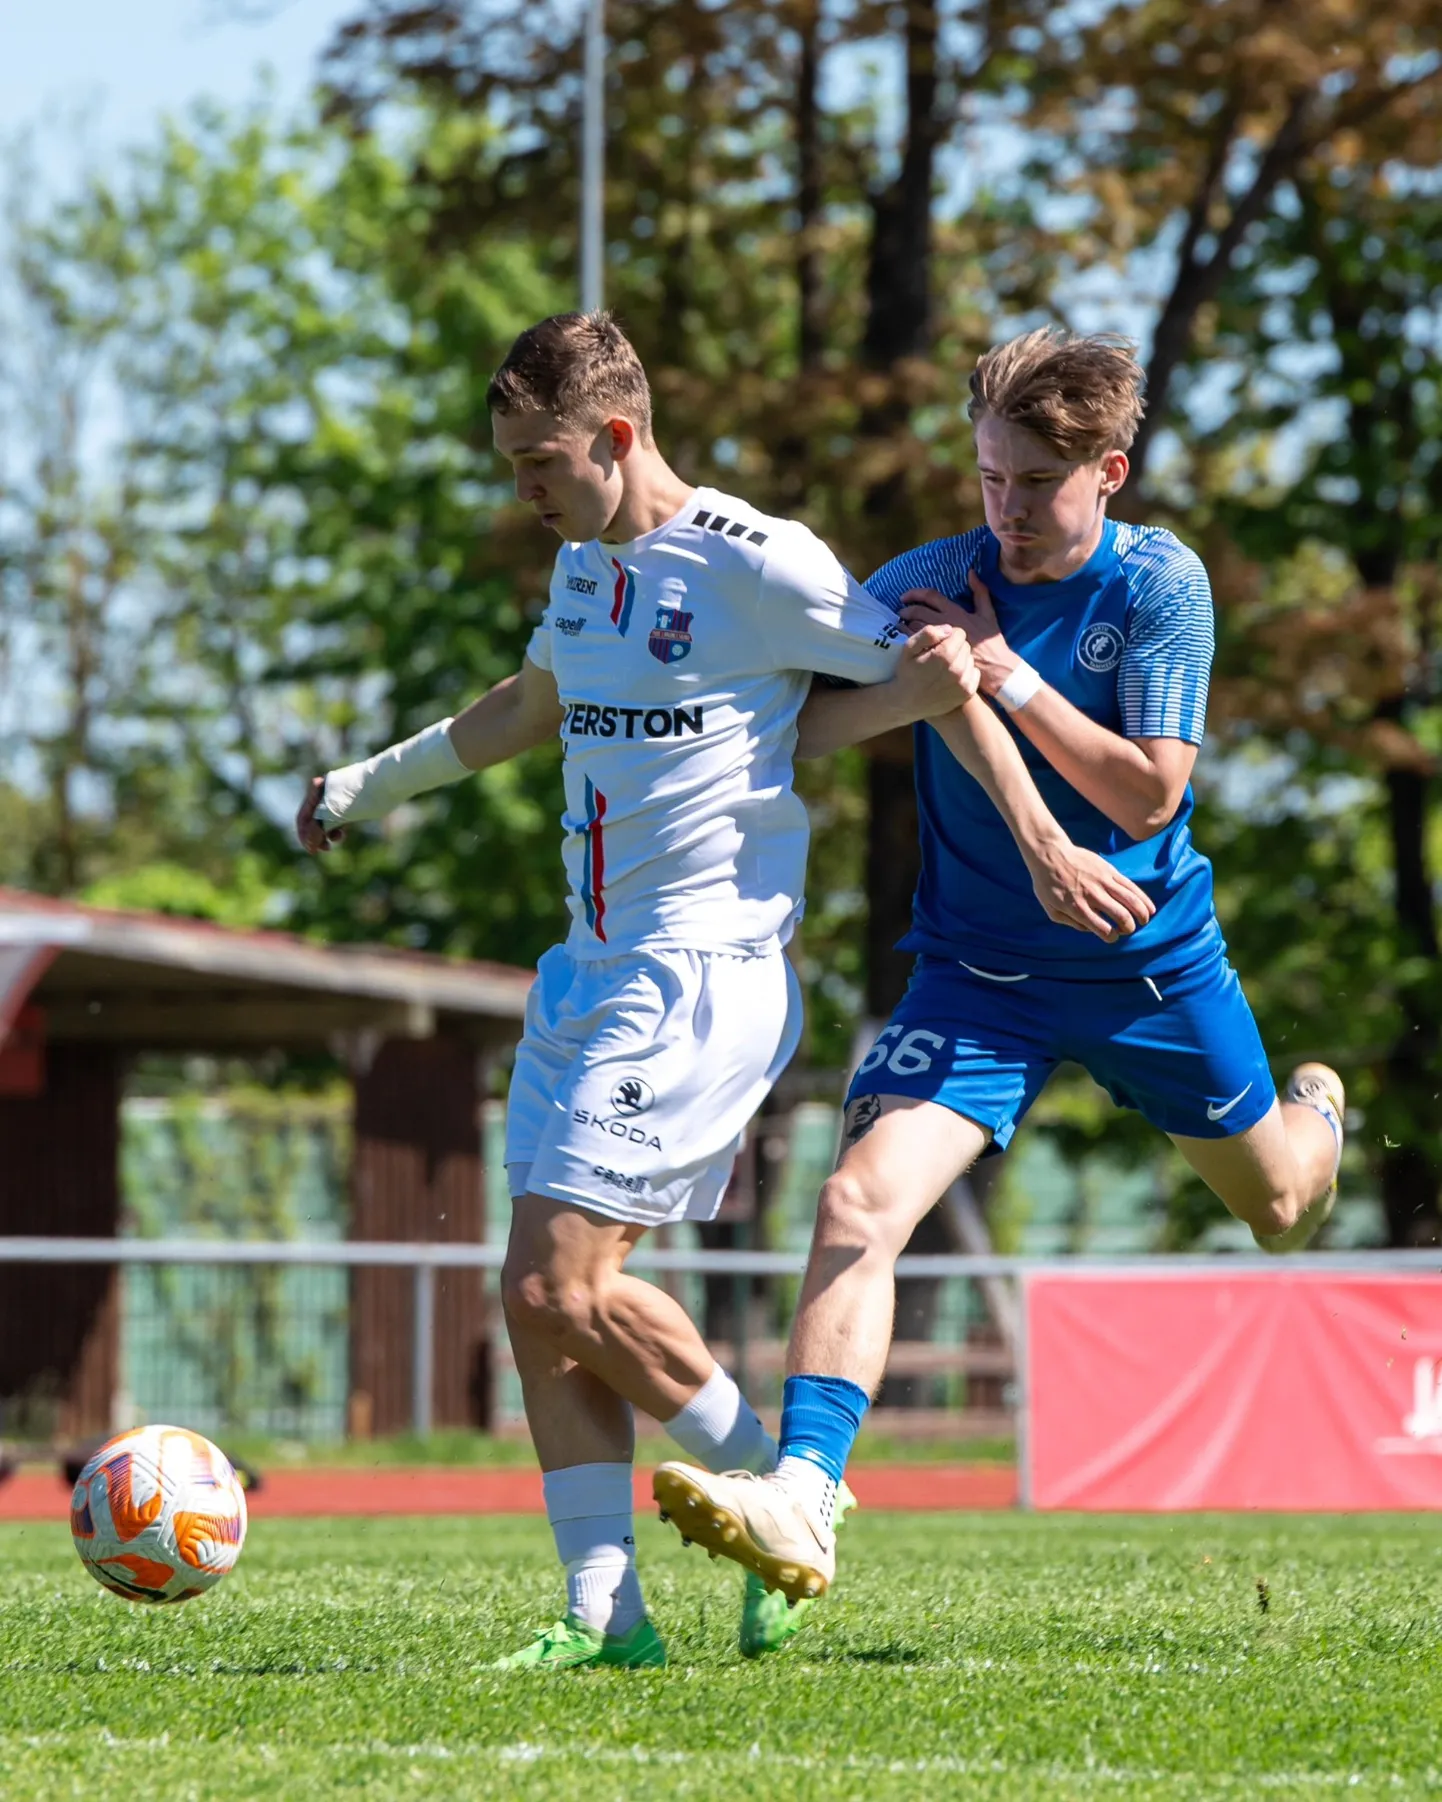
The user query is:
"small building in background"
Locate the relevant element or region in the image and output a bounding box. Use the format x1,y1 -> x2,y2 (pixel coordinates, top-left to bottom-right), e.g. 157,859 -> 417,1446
0,889 -> 533,1443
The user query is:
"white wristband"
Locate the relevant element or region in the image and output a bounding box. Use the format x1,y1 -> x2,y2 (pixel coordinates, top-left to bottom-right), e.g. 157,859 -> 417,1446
995,661 -> 1043,714
315,718 -> 467,826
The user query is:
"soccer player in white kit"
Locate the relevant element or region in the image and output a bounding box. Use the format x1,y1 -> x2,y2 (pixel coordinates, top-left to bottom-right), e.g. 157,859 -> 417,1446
296,312 -> 1152,1668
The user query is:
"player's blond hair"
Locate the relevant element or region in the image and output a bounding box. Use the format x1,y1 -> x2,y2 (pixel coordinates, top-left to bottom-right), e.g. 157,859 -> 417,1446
968,328 -> 1145,461
487,311 -> 655,445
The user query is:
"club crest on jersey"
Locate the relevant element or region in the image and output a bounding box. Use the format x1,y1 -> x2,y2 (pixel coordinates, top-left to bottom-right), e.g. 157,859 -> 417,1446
1075,621 -> 1125,672
648,607 -> 694,665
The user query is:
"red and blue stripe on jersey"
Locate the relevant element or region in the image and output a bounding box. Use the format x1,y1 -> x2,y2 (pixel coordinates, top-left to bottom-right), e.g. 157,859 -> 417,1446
609,560 -> 636,635
579,776 -> 608,942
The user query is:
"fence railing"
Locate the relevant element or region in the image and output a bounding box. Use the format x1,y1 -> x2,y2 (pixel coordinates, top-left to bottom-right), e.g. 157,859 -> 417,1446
3,1239 -> 1439,1456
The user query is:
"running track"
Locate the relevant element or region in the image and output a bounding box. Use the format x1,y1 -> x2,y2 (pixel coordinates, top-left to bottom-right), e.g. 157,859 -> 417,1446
0,1465 -> 1016,1520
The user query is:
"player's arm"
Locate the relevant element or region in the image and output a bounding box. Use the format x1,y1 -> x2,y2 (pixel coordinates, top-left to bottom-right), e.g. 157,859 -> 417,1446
929,699 -> 1156,940
800,536 -> 1154,936
794,627 -> 980,758
449,658 -> 566,768
905,568 -> 1205,842
296,655 -> 563,854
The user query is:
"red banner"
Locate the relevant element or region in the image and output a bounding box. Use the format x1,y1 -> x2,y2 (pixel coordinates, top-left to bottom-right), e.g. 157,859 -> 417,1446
1027,1271 -> 1442,1511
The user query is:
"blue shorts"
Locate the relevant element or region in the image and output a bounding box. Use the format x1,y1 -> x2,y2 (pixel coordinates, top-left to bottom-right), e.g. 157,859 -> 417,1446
847,953 -> 1277,1150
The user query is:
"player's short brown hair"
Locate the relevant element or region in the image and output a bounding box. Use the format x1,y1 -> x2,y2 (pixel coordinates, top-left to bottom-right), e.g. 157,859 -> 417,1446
487,311 -> 654,444
968,328 -> 1145,461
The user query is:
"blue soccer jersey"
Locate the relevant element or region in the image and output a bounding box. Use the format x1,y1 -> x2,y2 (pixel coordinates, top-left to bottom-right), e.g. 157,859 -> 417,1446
867,518 -> 1222,978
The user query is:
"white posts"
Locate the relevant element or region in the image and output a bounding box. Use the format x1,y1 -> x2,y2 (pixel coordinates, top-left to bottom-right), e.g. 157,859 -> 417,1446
580,0 -> 606,312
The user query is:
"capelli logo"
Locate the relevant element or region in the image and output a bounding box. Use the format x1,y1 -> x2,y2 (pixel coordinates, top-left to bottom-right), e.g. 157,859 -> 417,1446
593,1165 -> 648,1194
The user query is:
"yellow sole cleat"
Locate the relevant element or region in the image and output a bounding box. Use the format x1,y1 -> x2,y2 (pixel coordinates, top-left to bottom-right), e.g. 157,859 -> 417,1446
654,1464 -> 831,1605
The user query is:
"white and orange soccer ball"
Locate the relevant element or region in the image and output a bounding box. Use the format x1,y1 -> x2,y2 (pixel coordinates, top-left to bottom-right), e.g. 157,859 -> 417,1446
70,1425 -> 248,1604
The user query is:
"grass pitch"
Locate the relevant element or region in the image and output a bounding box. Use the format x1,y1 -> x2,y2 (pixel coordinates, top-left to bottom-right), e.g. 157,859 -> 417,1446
0,1512 -> 1438,1800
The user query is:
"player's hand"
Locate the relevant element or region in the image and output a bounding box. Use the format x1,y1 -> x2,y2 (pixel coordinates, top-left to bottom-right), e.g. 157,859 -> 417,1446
1026,840 -> 1156,940
894,622 -> 980,718
901,573 -> 1018,697
296,776 -> 344,855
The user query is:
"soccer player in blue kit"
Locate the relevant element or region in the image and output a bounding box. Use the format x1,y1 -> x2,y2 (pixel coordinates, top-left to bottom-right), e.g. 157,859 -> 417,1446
656,327 -> 1348,1602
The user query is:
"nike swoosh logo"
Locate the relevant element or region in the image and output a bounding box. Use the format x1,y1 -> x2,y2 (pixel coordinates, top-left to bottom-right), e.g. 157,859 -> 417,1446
1207,1083 -> 1253,1122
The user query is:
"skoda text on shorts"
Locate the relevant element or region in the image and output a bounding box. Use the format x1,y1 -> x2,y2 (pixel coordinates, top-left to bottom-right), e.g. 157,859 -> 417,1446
653,327 -> 1348,1607
294,311 -> 1131,1666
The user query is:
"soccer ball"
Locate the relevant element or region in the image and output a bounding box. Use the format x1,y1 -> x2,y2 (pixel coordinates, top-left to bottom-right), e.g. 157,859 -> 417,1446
70,1425 -> 248,1604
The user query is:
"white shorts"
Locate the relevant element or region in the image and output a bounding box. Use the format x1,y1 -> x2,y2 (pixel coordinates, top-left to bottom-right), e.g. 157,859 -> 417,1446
505,943 -> 803,1227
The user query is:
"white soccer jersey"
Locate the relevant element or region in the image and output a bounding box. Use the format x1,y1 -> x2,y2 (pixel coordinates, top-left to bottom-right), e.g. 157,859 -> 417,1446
525,486 -> 904,958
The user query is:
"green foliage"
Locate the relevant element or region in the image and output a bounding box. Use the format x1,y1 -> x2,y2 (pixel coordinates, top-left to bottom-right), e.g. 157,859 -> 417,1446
5,97 -> 569,964
82,856 -> 279,928
2,1514 -> 1440,1797
6,1 -> 1442,1225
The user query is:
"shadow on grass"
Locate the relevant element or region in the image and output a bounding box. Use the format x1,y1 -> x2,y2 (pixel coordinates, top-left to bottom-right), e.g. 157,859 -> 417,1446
818,1644 -> 927,1665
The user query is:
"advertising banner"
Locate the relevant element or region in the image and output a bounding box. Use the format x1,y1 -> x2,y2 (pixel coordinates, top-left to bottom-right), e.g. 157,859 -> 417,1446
1027,1271 -> 1442,1511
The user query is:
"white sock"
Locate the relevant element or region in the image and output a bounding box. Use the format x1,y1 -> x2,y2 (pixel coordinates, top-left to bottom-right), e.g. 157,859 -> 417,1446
773,1452 -> 838,1531
663,1365 -> 777,1474
1317,1101 -> 1344,1176
542,1462 -> 645,1638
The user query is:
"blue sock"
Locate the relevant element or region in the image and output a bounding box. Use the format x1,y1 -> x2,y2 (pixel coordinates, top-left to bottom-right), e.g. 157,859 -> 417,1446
778,1374 -> 870,1485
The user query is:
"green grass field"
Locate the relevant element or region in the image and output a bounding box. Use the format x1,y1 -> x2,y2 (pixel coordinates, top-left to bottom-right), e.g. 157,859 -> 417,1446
1,1512 -> 1438,1800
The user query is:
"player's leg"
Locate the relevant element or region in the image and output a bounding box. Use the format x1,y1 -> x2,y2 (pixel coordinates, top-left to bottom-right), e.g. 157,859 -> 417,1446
503,1190 -> 776,1465
503,1193 -> 713,1432
655,1098 -> 985,1601
505,946 -> 797,1451
1172,1064 -> 1344,1251
1075,956 -> 1344,1252
494,1194 -> 714,1669
714,1095 -> 979,1647
496,946 -> 795,1665
656,959 -> 1049,1601
789,1094 -> 990,1399
503,1189 -> 805,1657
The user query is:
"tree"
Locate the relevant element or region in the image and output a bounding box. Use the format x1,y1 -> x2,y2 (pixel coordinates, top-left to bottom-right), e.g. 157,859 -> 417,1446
320,0 -> 1061,1045
1019,0 -> 1442,486
0,154 -> 150,895
1199,166 -> 1442,1242
5,99 -> 569,965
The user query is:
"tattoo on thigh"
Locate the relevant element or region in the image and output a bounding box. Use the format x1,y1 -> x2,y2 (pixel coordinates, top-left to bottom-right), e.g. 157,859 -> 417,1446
843,1093 -> 883,1146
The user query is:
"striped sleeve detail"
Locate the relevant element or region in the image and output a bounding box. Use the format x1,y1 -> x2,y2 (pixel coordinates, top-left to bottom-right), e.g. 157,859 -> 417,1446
864,529 -> 989,615
1116,524 -> 1215,745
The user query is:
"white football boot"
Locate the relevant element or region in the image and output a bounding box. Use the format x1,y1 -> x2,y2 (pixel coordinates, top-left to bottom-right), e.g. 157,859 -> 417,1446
653,1463 -> 834,1603
1256,1062 -> 1346,1254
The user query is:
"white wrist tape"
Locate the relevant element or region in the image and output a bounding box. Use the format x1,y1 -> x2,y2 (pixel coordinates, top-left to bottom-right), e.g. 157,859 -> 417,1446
995,661 -> 1043,714
314,718 -> 467,826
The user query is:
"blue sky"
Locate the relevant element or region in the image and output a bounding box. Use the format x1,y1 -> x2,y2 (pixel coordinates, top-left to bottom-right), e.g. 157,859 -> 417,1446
2,0 -> 354,193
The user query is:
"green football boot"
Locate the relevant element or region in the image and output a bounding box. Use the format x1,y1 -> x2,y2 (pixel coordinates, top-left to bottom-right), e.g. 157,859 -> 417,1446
738,1478 -> 856,1659
490,1613 -> 667,1671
